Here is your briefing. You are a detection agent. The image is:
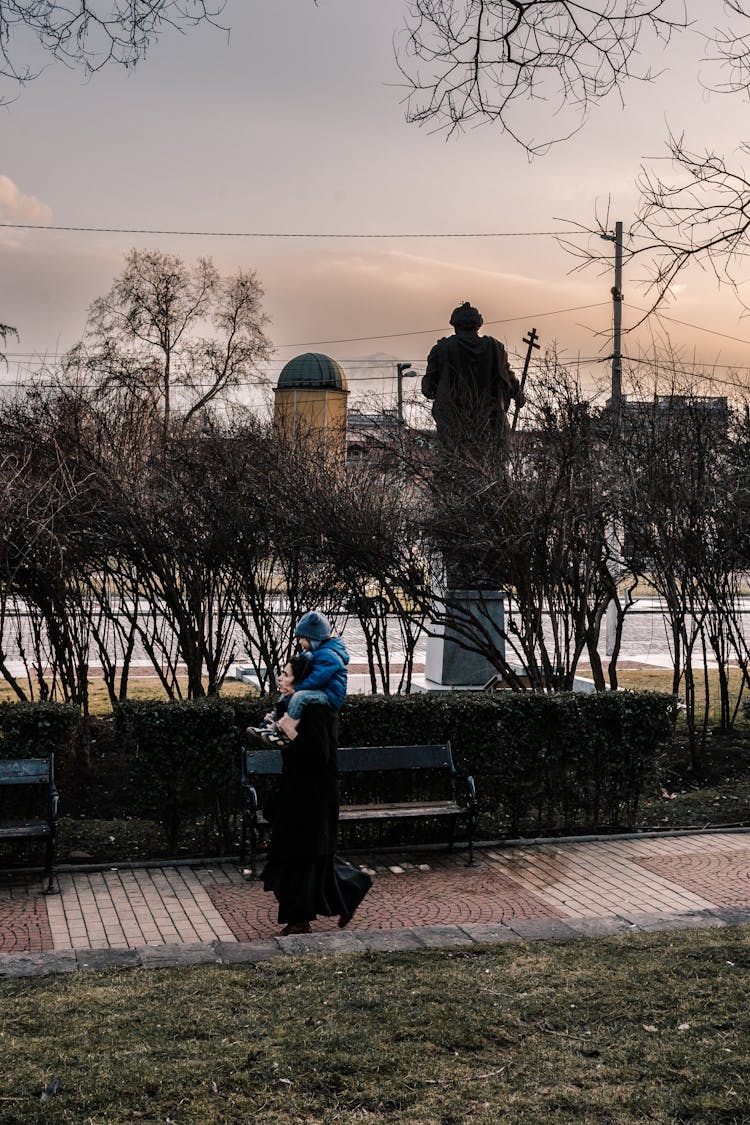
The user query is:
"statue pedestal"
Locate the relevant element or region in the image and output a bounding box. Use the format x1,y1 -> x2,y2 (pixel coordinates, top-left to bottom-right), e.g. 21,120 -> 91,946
424,588 -> 505,688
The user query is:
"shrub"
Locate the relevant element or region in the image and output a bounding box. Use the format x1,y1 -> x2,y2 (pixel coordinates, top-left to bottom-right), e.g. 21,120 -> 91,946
338,690 -> 675,837
0,701 -> 80,758
117,700 -> 240,852
1,692 -> 675,858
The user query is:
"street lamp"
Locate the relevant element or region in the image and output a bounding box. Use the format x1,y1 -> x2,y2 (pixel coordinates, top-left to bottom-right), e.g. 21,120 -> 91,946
396,361 -> 418,427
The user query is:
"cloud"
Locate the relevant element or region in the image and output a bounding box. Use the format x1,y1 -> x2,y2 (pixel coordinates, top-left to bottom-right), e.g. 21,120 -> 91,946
0,175 -> 53,225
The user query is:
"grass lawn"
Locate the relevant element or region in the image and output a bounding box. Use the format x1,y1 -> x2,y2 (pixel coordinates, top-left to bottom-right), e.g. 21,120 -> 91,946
0,675 -> 255,709
1,927 -> 749,1124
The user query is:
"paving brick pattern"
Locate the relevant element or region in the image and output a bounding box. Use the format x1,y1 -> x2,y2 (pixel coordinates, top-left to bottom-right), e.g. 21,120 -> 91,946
207,863 -> 564,942
2,832 -> 750,971
482,838 -> 719,920
634,849 -> 750,909
0,890 -> 53,952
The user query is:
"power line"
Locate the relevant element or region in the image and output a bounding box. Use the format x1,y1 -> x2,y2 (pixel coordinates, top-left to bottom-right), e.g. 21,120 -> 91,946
213,303 -> 613,351
620,355 -> 750,393
2,303 -> 611,364
0,222 -> 586,239
630,304 -> 750,348
0,351 -> 612,391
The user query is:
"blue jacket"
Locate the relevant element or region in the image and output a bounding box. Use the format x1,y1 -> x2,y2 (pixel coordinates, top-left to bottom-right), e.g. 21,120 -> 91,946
299,636 -> 349,710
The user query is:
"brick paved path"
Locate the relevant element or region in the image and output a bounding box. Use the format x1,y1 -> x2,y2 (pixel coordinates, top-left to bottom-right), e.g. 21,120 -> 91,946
1,831 -> 749,976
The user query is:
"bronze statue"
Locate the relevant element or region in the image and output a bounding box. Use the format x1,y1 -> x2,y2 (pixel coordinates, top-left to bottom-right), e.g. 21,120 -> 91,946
422,302 -> 524,589
422,302 -> 523,450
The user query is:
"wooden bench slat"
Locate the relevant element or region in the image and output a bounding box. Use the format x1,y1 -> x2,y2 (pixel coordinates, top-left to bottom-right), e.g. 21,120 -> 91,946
338,745 -> 455,772
340,801 -> 464,813
0,821 -> 53,839
242,745 -> 459,777
254,802 -> 469,828
339,803 -> 468,821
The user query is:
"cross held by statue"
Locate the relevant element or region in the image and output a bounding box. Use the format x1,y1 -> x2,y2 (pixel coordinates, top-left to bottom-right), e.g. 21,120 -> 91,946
511,327 -> 539,433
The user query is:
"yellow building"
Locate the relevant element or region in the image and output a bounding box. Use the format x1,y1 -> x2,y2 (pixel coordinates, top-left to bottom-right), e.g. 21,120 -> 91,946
273,352 -> 350,458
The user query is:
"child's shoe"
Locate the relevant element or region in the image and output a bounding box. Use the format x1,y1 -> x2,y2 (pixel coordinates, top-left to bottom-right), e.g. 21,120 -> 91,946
247,724 -> 274,742
246,723 -> 277,748
256,723 -> 290,748
247,721 -> 273,736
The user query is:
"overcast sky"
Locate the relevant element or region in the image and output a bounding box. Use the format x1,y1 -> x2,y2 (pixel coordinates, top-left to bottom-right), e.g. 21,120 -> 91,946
2,1 -> 750,411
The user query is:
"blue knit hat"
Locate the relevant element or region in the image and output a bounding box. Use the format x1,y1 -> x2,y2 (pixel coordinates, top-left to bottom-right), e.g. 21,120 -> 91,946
295,611 -> 331,642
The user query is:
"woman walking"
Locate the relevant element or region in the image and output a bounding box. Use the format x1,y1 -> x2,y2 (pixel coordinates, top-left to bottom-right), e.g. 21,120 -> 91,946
260,657 -> 372,936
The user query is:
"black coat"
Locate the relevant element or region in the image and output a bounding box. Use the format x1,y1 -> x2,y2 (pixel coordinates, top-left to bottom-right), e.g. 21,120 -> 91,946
266,704 -> 339,863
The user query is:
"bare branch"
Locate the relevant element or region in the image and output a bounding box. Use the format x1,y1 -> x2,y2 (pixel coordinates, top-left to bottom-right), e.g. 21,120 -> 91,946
563,131 -> 750,324
0,1 -> 226,93
702,1 -> 750,97
398,0 -> 687,153
0,322 -> 18,366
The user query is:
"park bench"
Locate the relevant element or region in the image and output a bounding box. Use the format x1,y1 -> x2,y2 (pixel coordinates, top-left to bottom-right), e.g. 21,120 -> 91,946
240,741 -> 478,876
0,756 -> 59,894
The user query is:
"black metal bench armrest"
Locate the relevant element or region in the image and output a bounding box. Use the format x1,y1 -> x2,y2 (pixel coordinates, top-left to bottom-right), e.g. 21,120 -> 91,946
453,771 -> 478,810
0,754 -> 58,893
466,774 -> 477,807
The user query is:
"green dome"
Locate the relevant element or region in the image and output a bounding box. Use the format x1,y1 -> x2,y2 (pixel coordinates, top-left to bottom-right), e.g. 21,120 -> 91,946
277,352 -> 348,392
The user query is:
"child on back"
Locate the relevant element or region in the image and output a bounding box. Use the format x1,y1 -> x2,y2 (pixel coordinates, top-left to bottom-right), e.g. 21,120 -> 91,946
256,611 -> 349,746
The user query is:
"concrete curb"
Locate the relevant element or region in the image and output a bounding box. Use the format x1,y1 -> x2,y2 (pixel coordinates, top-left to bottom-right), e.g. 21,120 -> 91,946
2,909 -> 748,980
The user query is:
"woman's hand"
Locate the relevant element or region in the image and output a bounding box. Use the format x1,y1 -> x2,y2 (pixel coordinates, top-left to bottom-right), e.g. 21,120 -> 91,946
277,713 -> 298,741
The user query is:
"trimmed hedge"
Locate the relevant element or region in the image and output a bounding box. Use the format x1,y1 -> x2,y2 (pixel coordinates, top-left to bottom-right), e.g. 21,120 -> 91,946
116,700 -> 239,851
231,689 -> 675,838
0,691 -> 676,854
0,701 -> 80,758
336,691 -> 676,837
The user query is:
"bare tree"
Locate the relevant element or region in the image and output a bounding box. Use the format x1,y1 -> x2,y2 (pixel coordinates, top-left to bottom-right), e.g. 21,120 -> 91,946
220,416 -> 346,694
563,128 -> 750,319
0,1 -> 224,90
398,0 -> 686,152
561,2 -> 750,311
0,386 -> 107,710
616,363 -> 741,764
70,249 -> 271,447
699,400 -> 750,731
313,456 -> 432,694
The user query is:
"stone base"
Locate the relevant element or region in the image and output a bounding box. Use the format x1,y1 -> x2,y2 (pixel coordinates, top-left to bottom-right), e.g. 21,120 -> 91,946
410,669 -> 598,695
424,588 -> 505,688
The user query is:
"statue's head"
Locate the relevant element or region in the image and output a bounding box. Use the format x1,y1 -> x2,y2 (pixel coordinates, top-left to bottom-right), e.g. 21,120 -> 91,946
449,301 -> 483,332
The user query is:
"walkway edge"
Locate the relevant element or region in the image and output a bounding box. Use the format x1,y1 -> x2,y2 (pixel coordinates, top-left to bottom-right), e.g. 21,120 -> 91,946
5,824 -> 750,883
3,908 -> 750,980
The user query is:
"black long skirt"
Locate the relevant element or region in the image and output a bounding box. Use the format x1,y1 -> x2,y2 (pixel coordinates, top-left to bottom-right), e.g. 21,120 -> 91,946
262,855 -> 372,926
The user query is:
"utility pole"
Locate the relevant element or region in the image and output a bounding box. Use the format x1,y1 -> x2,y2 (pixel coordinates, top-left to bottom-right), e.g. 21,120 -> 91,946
601,220 -> 623,432
511,326 -> 539,432
601,221 -> 624,658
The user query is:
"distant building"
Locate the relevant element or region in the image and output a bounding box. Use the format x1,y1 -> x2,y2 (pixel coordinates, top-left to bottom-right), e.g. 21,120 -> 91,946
273,352 -> 349,458
345,408 -> 399,465
618,392 -> 730,435
346,408 -> 433,468
273,351 -> 438,467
